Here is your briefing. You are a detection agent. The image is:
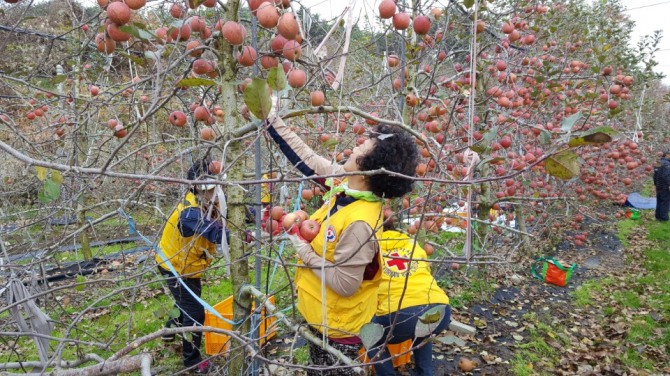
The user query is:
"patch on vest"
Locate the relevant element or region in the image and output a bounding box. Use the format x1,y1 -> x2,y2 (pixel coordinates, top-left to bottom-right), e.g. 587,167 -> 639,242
384,249 -> 419,278
326,225 -> 337,242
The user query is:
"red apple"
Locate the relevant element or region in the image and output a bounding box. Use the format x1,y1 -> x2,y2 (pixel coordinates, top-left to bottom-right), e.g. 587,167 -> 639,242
169,110 -> 187,127
282,212 -> 299,231
271,205 -> 285,221
264,218 -> 280,235
294,210 -> 309,222
299,219 -> 320,242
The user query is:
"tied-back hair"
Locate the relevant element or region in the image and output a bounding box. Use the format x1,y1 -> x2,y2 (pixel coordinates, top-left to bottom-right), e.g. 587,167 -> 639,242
357,123 -> 419,199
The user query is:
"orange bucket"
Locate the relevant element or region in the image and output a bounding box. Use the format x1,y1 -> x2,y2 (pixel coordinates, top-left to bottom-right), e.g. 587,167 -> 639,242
204,296 -> 277,355
360,338 -> 413,369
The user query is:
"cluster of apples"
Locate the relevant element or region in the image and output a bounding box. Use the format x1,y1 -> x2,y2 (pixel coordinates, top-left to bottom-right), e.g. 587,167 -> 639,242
262,206 -> 320,242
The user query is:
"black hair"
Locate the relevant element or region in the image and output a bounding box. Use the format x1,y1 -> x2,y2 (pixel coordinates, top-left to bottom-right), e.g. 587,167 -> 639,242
187,158 -> 212,194
382,216 -> 397,232
356,123 -> 419,199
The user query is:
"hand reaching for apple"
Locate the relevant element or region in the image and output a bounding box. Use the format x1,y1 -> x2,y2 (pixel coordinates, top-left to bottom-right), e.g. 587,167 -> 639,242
286,233 -> 315,262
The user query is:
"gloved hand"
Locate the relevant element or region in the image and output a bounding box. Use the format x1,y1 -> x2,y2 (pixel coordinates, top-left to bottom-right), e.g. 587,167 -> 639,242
268,93 -> 280,119
463,148 -> 481,166
462,148 -> 480,179
286,233 -> 313,261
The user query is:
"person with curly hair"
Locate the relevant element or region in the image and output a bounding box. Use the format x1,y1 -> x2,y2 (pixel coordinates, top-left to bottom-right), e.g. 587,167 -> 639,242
265,114 -> 419,376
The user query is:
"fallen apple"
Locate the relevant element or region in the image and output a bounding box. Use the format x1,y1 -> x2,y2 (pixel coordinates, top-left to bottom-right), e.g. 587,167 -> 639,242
458,357 -> 476,372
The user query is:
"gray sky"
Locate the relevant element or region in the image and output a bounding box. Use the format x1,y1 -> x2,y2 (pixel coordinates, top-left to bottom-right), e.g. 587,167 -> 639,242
619,0 -> 670,84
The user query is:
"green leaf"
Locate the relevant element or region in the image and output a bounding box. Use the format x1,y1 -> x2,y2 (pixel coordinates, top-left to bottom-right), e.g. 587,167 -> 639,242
169,307 -> 181,319
38,191 -> 48,204
415,228 -> 427,248
43,178 -> 61,202
267,67 -> 287,91
482,126 -> 499,143
243,78 -> 272,119
144,51 -> 160,60
169,20 -> 186,29
153,307 -> 166,318
419,305 -> 443,324
35,166 -> 48,181
415,305 -> 446,337
51,170 -> 63,185
75,275 -> 86,291
470,145 -> 487,154
119,25 -> 154,41
117,51 -> 147,67
545,150 -> 580,181
540,130 -> 552,144
359,322 -> 384,351
176,78 -> 217,87
567,126 -> 617,147
480,156 -> 506,165
321,137 -> 339,148
51,75 -> 67,84
560,111 -> 582,132
470,126 -> 499,154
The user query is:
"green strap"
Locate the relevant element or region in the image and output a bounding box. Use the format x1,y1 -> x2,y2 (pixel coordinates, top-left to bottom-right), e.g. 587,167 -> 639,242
531,258 -> 546,280
545,257 -> 576,272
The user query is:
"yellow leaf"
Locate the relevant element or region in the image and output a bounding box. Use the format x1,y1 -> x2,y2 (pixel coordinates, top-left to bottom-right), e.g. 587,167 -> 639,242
545,150 -> 580,181
35,166 -> 47,181
51,170 -> 63,184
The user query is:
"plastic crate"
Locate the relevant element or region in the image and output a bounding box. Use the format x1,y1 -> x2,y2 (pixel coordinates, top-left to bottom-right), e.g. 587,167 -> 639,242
204,296 -> 277,355
360,338 -> 413,369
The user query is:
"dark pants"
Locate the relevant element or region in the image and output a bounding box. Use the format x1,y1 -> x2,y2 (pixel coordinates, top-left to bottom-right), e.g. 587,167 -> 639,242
158,266 -> 205,367
306,327 -> 362,376
368,304 -> 451,376
656,189 -> 669,221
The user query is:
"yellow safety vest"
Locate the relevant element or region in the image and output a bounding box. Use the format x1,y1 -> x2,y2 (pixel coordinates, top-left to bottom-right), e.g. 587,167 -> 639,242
156,192 -> 216,278
296,199 -> 383,338
377,230 -> 449,315
261,174 -> 271,204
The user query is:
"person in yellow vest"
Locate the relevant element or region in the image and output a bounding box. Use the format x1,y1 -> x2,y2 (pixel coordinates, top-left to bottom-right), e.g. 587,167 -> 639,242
265,114 -> 419,375
368,221 -> 451,376
156,159 -> 226,375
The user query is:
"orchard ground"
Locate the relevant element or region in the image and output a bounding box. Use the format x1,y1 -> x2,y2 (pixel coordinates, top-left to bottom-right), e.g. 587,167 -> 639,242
3,202 -> 668,375
263,206 -> 670,376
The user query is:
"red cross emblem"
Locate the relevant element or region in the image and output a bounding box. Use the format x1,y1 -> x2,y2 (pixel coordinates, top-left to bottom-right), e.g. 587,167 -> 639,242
386,252 -> 408,271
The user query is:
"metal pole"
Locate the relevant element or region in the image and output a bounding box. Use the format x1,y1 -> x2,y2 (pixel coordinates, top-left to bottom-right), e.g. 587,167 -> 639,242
250,14 -> 262,376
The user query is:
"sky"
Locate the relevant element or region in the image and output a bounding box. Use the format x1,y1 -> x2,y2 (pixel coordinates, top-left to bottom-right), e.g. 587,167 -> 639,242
618,0 -> 670,85
72,0 -> 670,84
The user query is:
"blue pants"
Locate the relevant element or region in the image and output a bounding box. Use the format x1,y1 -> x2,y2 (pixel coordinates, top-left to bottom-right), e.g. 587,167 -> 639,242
368,304 -> 451,376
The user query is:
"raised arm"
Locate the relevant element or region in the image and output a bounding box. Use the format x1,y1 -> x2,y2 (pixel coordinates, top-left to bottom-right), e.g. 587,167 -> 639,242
266,115 -> 345,185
